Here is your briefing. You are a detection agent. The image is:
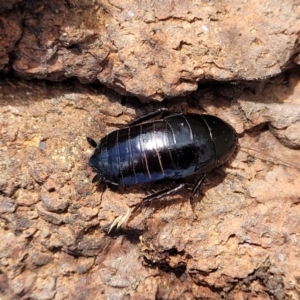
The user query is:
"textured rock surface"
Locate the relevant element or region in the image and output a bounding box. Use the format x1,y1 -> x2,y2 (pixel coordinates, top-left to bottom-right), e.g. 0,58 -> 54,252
0,74 -> 299,299
0,0 -> 299,100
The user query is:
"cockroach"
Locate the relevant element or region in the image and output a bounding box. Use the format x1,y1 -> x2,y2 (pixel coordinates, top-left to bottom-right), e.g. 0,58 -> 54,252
87,109 -> 237,208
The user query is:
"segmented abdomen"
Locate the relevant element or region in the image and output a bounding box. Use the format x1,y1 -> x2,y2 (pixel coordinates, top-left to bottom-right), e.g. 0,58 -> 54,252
95,115 -> 199,185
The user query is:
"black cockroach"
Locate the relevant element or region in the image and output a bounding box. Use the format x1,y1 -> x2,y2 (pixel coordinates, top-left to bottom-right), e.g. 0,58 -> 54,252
87,109 -> 237,208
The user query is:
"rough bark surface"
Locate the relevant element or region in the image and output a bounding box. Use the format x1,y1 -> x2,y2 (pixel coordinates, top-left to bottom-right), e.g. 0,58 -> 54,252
0,73 -> 299,299
1,1 -> 300,299
0,0 -> 299,100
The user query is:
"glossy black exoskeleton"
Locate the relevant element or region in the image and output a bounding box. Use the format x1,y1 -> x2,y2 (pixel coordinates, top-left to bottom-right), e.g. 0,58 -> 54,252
87,109 -> 237,205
